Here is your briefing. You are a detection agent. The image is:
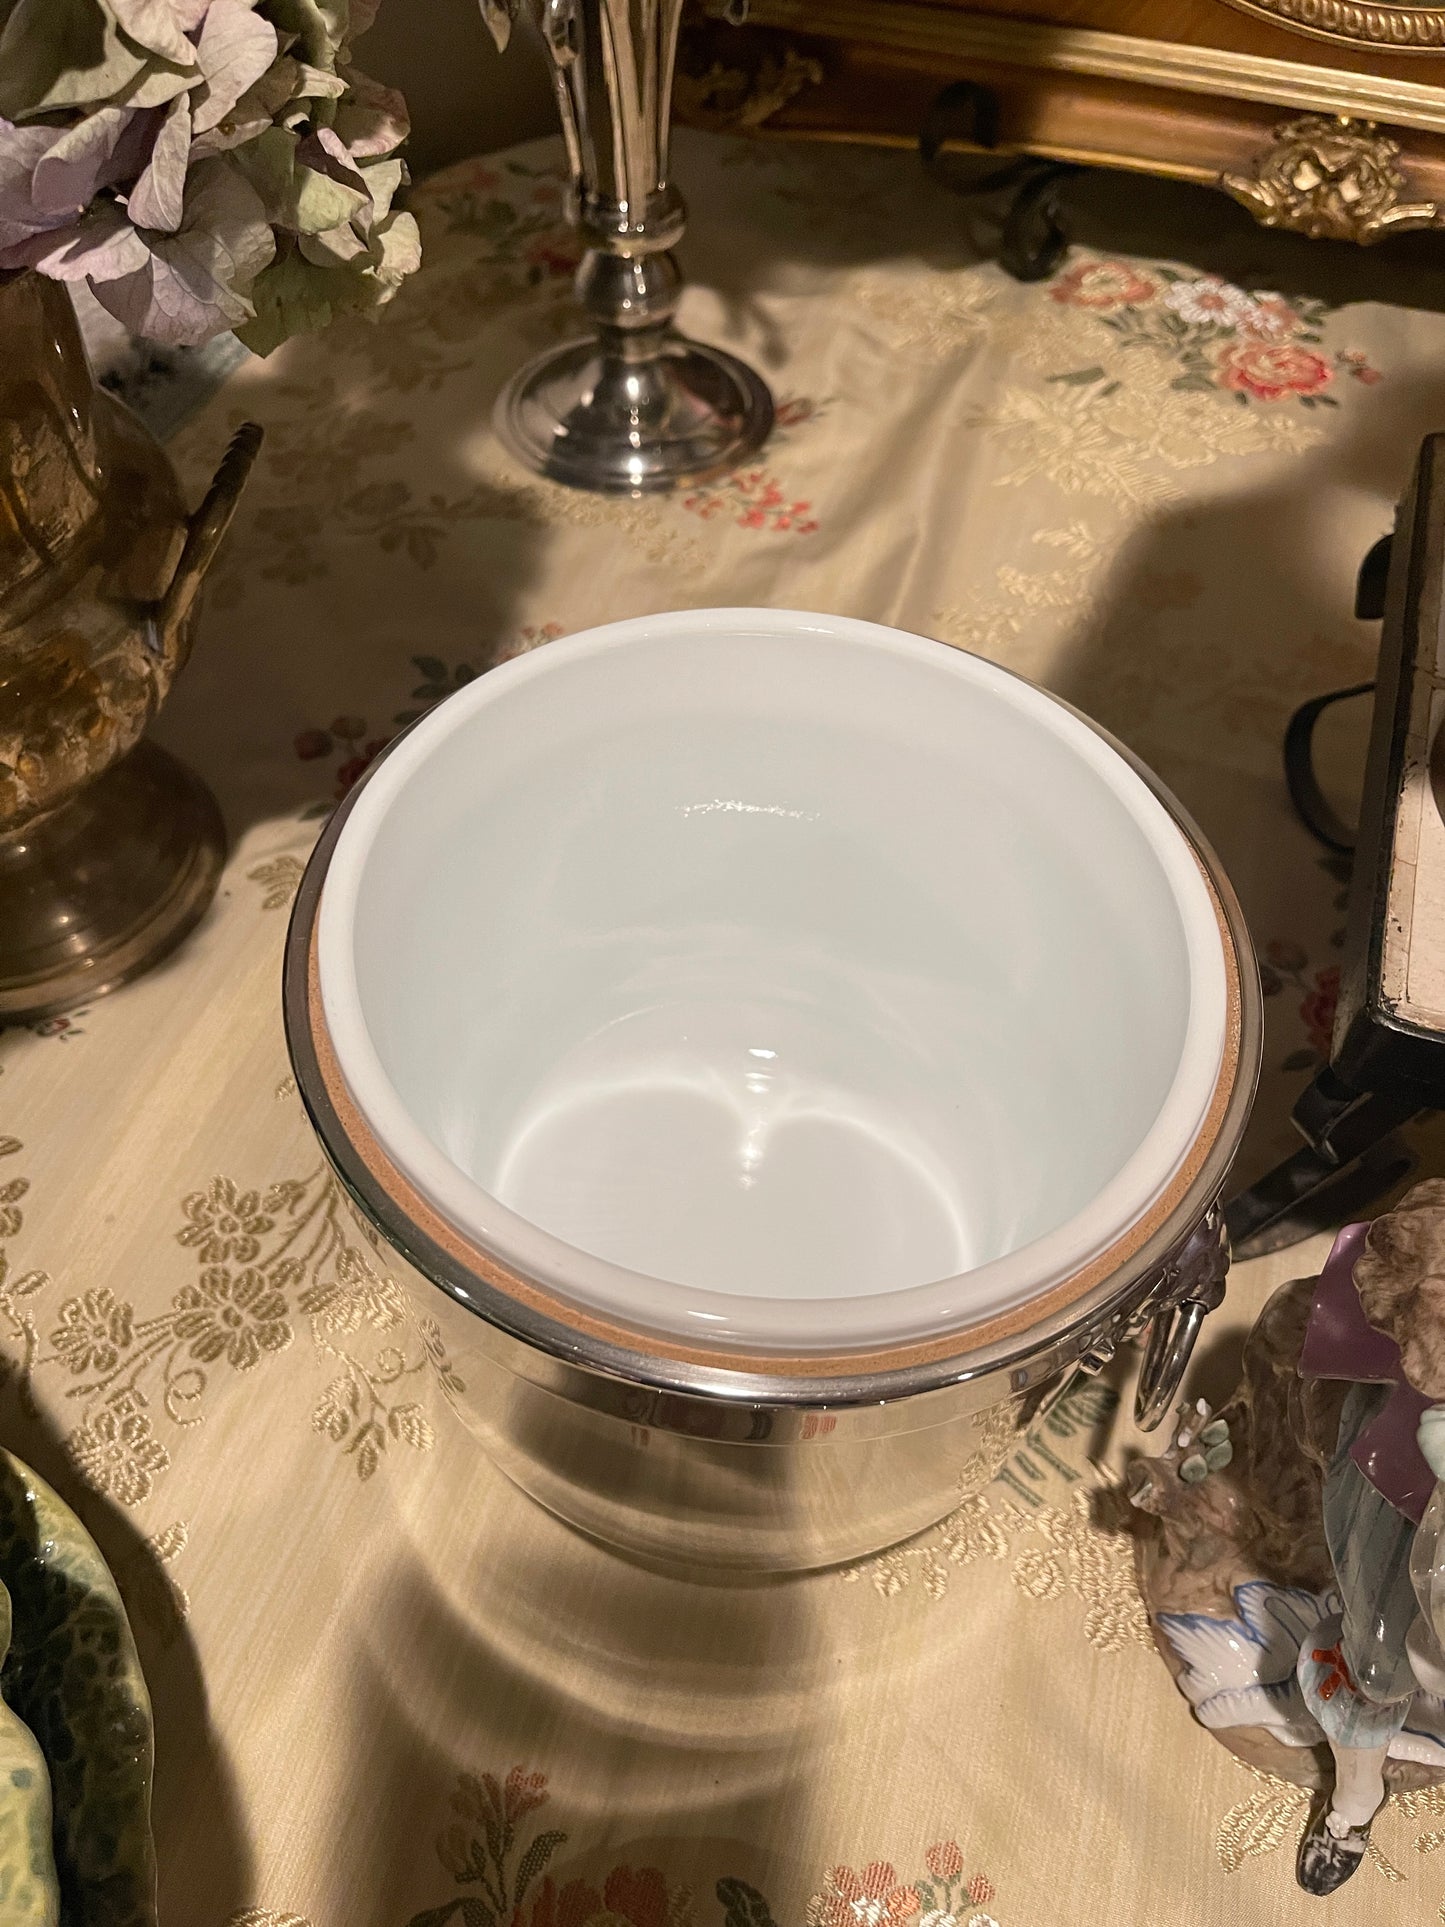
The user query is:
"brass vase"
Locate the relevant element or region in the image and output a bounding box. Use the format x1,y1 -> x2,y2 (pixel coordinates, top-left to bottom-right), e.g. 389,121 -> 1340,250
0,272 -> 260,1022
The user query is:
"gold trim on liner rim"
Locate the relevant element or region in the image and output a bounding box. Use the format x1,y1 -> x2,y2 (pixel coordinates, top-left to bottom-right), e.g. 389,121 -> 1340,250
300,868 -> 1244,1384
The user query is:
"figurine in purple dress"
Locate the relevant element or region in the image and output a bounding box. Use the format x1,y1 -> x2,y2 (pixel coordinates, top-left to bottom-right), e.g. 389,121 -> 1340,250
1129,1180 -> 1445,1896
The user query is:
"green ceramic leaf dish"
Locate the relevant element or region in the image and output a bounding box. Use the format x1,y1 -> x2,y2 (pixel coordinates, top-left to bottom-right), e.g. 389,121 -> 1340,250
0,1451 -> 156,1927
0,1574 -> 60,1925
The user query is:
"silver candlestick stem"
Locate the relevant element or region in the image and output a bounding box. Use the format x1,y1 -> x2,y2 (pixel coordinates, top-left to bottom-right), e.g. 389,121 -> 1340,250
492,0 -> 774,494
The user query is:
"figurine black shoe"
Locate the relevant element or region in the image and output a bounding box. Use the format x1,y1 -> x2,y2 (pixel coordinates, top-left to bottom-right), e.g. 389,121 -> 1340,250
1296,1796 -> 1370,1896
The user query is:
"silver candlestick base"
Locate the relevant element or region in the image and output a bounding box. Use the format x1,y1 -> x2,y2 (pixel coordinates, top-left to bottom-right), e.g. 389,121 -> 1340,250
492,0 -> 773,495
495,335 -> 773,495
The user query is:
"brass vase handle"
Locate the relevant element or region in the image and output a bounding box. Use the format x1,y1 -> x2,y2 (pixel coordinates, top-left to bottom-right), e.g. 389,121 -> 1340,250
156,421 -> 264,648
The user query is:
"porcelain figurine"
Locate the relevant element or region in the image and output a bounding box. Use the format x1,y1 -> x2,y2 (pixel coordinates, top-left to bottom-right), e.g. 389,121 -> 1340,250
1129,1179 -> 1445,1896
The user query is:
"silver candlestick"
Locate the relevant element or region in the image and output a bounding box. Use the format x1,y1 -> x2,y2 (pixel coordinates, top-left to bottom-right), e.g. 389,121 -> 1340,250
492,0 -> 774,494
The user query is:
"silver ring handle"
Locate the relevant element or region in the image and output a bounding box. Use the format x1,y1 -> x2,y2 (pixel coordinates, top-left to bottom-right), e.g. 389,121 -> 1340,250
1132,1201 -> 1230,1429
1135,1298 -> 1209,1430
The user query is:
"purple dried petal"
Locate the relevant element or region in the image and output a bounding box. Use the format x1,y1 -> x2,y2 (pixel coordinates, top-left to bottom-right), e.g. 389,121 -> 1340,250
93,154 -> 273,345
297,123 -> 368,195
191,0 -> 278,135
9,201 -> 151,280
30,107 -> 145,216
333,64 -> 408,158
0,116 -> 56,223
127,91 -> 190,232
109,0 -> 201,66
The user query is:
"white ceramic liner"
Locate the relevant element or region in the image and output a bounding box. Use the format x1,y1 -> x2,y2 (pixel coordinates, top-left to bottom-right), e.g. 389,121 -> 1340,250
316,610 -> 1228,1355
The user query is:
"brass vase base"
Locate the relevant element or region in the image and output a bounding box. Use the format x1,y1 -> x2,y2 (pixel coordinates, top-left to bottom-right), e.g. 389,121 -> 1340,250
0,740 -> 226,1024
493,335 -> 774,495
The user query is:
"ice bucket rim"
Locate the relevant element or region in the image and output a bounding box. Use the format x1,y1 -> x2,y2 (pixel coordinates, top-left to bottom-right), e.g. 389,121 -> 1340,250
283,610 -> 1261,1405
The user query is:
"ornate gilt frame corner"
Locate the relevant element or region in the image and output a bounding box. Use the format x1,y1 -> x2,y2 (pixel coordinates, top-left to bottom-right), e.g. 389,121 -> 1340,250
1219,1 -> 1445,54
676,15 -> 825,131
1220,114 -> 1444,240
687,1 -> 1445,248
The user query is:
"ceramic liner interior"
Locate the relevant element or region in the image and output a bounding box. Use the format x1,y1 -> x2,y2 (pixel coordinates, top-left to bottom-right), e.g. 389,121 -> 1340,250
306,610 -> 1248,1380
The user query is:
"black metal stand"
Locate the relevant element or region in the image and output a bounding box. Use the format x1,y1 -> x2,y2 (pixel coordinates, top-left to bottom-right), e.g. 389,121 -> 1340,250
1224,1070 -> 1420,1259
919,82 -> 1083,282
1282,683 -> 1375,856
1223,523 -> 1438,1258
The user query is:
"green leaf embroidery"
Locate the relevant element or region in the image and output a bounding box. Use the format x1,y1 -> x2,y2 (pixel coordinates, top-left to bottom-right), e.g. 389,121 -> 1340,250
513,1829 -> 567,1905
716,1879 -> 778,1927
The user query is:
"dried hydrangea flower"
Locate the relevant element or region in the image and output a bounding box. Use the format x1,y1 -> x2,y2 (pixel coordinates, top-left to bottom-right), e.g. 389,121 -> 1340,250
0,0 -> 419,350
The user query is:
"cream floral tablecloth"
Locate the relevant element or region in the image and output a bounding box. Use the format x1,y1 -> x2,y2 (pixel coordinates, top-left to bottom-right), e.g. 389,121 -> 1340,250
7,131 -> 1445,1925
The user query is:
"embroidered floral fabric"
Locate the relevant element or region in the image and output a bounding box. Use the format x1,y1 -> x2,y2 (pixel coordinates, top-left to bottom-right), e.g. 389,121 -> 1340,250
1,131 -> 1440,1923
